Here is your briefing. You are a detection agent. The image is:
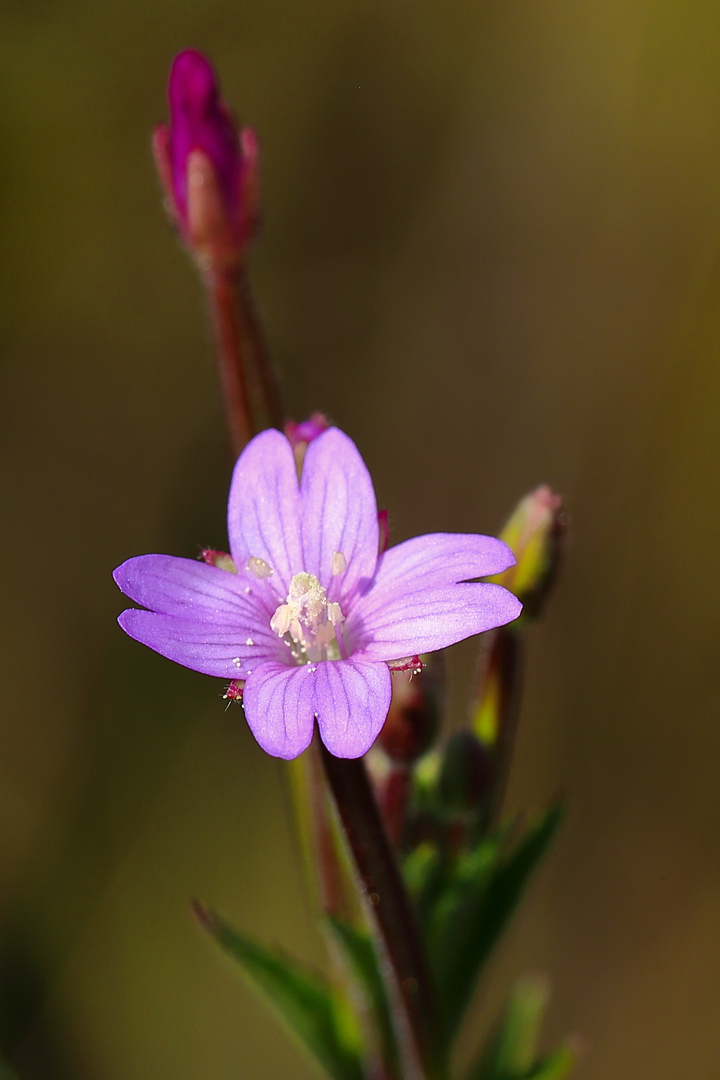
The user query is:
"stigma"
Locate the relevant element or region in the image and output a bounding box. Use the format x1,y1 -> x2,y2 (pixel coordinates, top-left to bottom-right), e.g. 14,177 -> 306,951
270,571 -> 345,663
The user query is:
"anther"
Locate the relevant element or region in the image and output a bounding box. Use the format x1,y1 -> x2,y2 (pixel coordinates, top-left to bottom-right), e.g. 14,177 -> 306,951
331,551 -> 347,576
327,602 -> 344,626
247,556 -> 274,579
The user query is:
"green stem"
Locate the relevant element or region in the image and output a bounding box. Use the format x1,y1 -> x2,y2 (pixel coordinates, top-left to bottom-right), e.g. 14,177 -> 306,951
320,746 -> 440,1080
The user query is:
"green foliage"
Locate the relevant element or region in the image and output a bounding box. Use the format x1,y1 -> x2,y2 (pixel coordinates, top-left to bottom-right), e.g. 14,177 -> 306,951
196,904 -> 364,1080
466,977 -> 577,1080
404,805 -> 564,1048
0,1062 -> 18,1080
326,916 -> 400,1077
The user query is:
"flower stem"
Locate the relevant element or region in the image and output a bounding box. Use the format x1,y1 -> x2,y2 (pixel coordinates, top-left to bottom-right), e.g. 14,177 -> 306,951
320,746 -> 440,1080
204,267 -> 283,455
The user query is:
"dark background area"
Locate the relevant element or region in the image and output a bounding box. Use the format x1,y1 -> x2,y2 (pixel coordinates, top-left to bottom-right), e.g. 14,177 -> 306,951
1,1 -> 719,1077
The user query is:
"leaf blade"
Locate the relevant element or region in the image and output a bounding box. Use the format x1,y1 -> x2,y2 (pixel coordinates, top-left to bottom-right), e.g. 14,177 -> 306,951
430,805 -> 564,1044
326,916 -> 400,1078
196,904 -> 363,1080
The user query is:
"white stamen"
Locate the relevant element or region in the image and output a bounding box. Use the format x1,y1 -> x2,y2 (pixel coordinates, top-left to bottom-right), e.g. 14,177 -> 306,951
245,638 -> 254,646
331,550 -> 347,575
247,556 -> 274,579
327,602 -> 344,626
269,571 -> 346,665
270,604 -> 293,637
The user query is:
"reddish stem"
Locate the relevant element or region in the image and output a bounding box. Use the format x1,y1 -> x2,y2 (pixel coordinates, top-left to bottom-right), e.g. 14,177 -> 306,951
320,747 -> 438,1080
206,268 -> 254,455
205,267 -> 283,456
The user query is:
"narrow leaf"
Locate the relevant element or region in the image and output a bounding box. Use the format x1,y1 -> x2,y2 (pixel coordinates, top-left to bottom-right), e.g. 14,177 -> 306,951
326,916 -> 399,1077
196,903 -> 363,1080
524,1043 -> 577,1080
466,977 -> 549,1080
464,980 -> 576,1080
430,805 -> 564,1044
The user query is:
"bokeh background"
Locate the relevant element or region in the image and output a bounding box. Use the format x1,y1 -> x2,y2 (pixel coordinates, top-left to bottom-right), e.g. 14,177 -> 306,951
1,1 -> 719,1077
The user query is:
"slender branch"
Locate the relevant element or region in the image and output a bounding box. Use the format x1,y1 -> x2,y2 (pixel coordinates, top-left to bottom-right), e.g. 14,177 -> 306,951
320,746 -> 439,1080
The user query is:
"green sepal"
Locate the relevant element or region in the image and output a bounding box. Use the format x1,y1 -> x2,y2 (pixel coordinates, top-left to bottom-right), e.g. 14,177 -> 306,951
195,903 -> 364,1080
326,916 -> 400,1077
465,977 -> 576,1080
429,805 -> 564,1045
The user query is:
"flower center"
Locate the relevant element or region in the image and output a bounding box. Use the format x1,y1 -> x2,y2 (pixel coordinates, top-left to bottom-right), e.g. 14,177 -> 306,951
270,571 -> 345,664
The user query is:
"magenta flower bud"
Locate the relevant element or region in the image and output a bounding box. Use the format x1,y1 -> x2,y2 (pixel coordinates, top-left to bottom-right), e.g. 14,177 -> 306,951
284,413 -> 331,450
153,50 -> 260,271
284,413 -> 331,472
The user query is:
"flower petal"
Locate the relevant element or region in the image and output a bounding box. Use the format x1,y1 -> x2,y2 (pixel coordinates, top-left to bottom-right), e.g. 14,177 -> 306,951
348,532 -> 521,658
227,429 -> 303,594
300,428 -> 378,601
241,661 -> 317,759
369,532 -> 517,592
312,658 -> 391,758
114,554 -> 273,624
242,657 -> 391,760
350,547 -> 522,662
117,609 -> 278,678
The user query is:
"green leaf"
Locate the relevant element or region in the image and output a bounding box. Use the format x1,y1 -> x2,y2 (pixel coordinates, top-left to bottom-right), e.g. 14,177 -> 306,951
524,1045 -> 577,1080
196,904 -> 364,1080
467,977 -> 548,1080
429,805 -> 564,1045
465,979 -> 576,1080
326,916 -> 399,1077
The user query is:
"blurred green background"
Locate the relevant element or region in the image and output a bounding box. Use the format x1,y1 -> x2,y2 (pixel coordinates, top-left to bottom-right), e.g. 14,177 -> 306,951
1,0 -> 719,1077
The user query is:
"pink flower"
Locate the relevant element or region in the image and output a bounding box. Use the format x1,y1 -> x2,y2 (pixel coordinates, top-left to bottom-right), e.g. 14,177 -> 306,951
114,429 -> 521,760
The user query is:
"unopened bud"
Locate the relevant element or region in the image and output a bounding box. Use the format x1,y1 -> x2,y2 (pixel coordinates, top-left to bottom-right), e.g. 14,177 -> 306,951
491,485 -> 566,620
378,653 -> 444,764
153,50 -> 260,272
438,731 -> 494,811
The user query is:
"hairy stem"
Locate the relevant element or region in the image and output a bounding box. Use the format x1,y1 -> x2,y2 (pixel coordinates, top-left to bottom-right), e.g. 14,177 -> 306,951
320,746 -> 439,1080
